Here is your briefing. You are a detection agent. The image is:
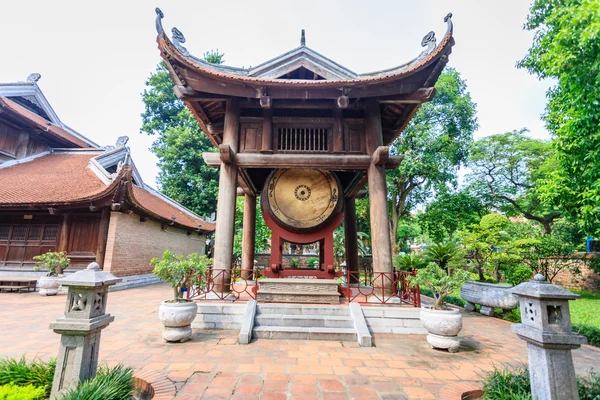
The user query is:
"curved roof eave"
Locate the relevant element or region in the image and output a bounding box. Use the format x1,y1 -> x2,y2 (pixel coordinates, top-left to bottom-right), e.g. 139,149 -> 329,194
155,8 -> 454,90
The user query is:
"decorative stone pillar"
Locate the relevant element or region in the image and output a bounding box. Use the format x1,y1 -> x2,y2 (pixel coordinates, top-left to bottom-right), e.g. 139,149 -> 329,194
511,274 -> 587,400
49,262 -> 121,399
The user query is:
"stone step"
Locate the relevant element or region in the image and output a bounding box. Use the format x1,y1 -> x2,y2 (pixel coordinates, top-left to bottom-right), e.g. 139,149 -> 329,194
252,325 -> 357,341
255,314 -> 354,328
256,304 -> 350,317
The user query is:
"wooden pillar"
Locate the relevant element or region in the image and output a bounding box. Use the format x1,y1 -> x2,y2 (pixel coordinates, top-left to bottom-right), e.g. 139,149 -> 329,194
365,99 -> 393,294
212,98 -> 240,293
344,196 -> 360,285
95,208 -> 111,269
241,194 -> 256,280
332,108 -> 344,153
261,108 -> 273,153
57,213 -> 71,253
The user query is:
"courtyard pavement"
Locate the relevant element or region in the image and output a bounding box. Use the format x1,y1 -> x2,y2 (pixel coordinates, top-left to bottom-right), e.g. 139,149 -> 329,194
0,283 -> 598,400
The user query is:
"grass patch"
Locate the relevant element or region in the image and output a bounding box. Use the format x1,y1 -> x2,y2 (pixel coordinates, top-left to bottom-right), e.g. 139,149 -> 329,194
59,364 -> 134,400
0,357 -> 55,397
481,365 -> 600,399
570,290 -> 600,327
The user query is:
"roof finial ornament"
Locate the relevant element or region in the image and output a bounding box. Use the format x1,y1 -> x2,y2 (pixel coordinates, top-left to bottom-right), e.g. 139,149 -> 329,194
155,8 -> 165,36
444,12 -> 454,35
417,31 -> 436,60
171,27 -> 190,56
26,73 -> 41,83
300,29 -> 306,46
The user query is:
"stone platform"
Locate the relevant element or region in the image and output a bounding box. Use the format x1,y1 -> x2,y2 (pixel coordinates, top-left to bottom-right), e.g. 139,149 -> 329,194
256,278 -> 340,304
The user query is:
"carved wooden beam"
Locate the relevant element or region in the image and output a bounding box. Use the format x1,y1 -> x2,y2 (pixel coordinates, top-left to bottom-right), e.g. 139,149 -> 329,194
202,152 -> 402,170
218,144 -> 235,164
372,146 -> 389,166
378,87 -> 436,104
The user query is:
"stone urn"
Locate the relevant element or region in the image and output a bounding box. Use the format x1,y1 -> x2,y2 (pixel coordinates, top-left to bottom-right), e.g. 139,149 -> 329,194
38,276 -> 62,296
158,300 -> 198,342
420,307 -> 463,353
460,281 -> 519,316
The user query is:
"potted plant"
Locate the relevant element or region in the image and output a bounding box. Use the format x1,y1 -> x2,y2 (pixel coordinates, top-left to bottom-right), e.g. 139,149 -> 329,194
407,262 -> 470,353
151,250 -> 210,342
33,251 -> 70,296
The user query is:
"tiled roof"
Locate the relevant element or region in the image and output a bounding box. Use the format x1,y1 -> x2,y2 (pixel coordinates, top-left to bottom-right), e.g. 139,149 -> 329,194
130,185 -> 215,232
0,153 -> 111,205
0,96 -> 92,148
0,152 -> 214,232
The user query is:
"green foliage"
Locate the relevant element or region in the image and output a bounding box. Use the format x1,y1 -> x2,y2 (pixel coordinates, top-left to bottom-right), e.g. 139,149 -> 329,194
395,217 -> 421,253
419,188 -> 487,242
519,0 -> 600,234
0,383 -> 46,400
502,263 -> 532,286
32,251 -> 69,277
307,257 -> 319,268
419,287 -> 466,307
387,67 -> 477,249
573,324 -> 600,348
407,262 -> 470,309
393,253 -> 428,271
289,258 -> 299,269
151,250 -> 210,301
233,197 -> 270,260
482,366 -> 531,400
512,233 -> 577,283
424,242 -> 465,271
468,130 -> 560,233
482,365 -> 600,399
0,357 -> 55,397
141,61 -> 221,218
59,364 -> 134,400
462,213 -> 513,281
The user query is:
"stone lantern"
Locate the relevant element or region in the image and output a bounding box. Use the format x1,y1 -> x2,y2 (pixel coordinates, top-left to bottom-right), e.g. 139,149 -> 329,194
511,274 -> 587,400
49,262 -> 121,399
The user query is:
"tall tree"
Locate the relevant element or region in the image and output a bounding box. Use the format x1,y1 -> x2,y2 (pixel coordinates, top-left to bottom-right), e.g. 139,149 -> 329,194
468,130 -> 560,234
418,187 -> 488,242
387,67 -> 478,252
519,0 -> 600,234
140,50 -> 225,218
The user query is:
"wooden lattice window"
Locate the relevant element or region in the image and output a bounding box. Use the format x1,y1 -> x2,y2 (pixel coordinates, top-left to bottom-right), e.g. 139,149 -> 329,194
0,223 -> 59,266
276,126 -> 331,153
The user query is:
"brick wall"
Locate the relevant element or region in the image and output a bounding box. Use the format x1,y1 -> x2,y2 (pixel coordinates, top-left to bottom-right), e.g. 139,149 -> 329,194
552,258 -> 600,292
103,211 -> 206,277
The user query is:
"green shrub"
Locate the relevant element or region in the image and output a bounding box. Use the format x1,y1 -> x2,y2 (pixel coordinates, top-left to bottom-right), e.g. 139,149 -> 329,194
0,383 -> 46,400
501,308 -> 522,323
419,288 -> 466,307
482,365 -> 600,399
578,371 -> 600,400
289,258 -> 300,269
393,253 -> 427,271
573,324 -> 600,348
59,364 -> 134,400
151,250 -> 211,301
408,263 -> 470,309
0,357 -> 55,397
307,257 -> 319,268
502,264 -> 532,286
482,366 -> 531,400
32,251 -> 70,276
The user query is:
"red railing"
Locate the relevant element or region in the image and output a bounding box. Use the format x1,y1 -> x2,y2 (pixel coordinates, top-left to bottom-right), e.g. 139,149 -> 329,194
186,266 -> 420,307
186,266 -> 258,300
341,270 -> 420,306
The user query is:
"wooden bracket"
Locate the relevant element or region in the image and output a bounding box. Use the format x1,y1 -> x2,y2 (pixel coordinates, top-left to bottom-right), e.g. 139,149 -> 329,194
207,121 -> 224,135
218,144 -> 235,164
372,146 -> 390,166
337,95 -> 349,109
260,95 -> 272,109
173,85 -> 196,99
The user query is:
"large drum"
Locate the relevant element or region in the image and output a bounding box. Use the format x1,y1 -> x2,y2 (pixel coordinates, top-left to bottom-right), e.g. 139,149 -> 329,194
262,168 -> 342,232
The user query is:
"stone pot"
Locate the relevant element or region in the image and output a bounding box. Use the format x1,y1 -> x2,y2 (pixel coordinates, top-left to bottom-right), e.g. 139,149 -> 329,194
38,276 -> 62,296
460,281 -> 519,316
420,306 -> 462,353
158,300 -> 198,342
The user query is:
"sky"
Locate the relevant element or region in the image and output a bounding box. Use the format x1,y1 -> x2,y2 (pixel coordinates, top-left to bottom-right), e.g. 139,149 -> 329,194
1,1 -> 551,189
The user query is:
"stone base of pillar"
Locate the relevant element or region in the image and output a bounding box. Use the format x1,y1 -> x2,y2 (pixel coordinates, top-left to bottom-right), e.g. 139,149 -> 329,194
480,306 -> 495,317
464,302 -> 475,312
527,343 -> 580,400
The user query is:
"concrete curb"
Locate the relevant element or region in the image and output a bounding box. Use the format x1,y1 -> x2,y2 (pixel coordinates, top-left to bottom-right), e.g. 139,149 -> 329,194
349,303 -> 372,347
239,300 -> 256,344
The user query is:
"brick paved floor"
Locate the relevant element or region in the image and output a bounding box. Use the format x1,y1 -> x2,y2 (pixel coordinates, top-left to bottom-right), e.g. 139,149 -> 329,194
1,283 -> 598,399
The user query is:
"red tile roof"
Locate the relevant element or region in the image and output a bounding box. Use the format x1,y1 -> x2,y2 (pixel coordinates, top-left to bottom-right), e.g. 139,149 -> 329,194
0,96 -> 91,148
0,152 -> 214,232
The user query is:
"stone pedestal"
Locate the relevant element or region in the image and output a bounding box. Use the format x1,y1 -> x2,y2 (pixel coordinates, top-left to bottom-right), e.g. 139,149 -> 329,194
511,274 -> 587,400
257,278 -> 340,304
49,263 -> 121,399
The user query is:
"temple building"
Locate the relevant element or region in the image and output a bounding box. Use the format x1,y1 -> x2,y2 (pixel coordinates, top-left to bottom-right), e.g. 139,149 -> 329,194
155,9 -> 454,299
0,75 -> 214,285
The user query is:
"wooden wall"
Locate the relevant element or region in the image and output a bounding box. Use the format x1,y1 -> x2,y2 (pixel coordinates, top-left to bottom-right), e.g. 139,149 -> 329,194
0,121 -> 49,163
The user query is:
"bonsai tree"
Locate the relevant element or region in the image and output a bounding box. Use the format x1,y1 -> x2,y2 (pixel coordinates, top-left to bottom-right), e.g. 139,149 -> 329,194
151,250 -> 211,302
424,242 -> 465,273
32,251 -> 70,277
407,262 -> 470,310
